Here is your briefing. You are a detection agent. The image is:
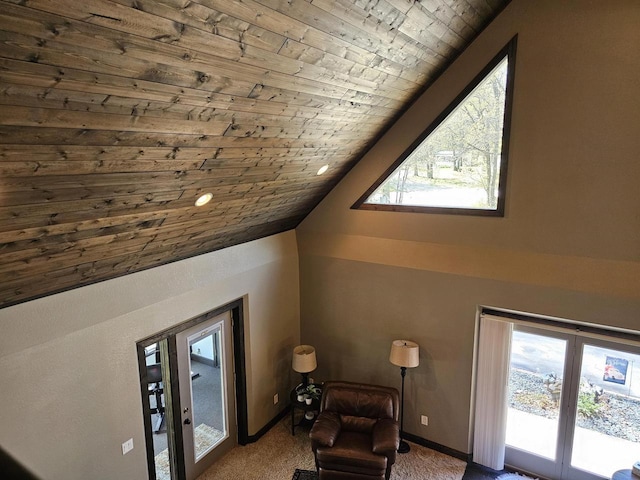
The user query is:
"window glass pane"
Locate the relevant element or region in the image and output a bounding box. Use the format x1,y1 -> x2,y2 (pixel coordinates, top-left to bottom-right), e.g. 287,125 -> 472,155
365,57 -> 509,211
506,330 -> 567,459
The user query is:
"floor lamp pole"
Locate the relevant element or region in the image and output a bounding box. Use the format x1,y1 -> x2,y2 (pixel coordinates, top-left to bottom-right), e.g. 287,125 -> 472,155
398,366 -> 410,453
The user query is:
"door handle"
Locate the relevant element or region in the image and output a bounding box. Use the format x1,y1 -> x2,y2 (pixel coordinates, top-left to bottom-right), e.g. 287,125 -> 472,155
183,418 -> 191,425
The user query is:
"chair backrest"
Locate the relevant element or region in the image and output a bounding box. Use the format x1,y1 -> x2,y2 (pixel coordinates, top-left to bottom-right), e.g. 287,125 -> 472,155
320,381 -> 399,433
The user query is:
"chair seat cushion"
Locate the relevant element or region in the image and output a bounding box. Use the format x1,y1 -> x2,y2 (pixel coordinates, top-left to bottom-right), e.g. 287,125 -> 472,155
316,431 -> 387,477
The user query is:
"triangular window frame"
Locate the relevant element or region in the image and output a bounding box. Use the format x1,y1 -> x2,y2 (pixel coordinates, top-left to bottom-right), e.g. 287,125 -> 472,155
353,36 -> 517,217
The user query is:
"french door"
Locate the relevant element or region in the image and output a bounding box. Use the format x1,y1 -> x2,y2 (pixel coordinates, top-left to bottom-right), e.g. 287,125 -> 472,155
505,325 -> 640,479
137,300 -> 247,480
176,312 -> 236,480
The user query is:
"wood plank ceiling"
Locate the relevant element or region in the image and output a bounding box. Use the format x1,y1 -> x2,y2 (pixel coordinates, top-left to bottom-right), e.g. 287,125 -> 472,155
0,0 -> 508,308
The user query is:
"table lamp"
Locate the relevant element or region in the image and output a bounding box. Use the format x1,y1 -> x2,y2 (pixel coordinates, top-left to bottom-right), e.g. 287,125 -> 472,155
292,345 -> 317,388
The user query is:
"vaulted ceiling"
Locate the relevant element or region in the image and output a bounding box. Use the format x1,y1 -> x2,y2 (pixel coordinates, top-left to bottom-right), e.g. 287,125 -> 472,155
0,0 -> 509,308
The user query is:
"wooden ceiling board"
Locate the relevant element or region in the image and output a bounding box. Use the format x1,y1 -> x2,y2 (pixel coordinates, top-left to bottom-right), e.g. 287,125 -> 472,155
0,0 -> 509,307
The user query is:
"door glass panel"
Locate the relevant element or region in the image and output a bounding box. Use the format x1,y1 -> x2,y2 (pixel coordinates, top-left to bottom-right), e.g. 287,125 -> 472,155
506,330 -> 567,459
570,344 -> 640,478
188,326 -> 227,461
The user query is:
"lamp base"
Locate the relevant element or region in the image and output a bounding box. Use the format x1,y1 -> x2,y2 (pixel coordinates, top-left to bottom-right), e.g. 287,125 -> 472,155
398,440 -> 410,454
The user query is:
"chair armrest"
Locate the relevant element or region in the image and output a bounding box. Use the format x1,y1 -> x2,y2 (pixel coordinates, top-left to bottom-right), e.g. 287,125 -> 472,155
372,418 -> 400,456
310,411 -> 341,449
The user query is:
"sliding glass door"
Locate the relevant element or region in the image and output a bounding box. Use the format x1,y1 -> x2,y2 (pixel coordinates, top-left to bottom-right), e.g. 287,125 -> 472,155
505,325 -> 640,479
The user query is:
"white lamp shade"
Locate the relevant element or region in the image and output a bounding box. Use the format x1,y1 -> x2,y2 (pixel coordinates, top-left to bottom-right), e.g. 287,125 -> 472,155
389,340 -> 420,368
292,345 -> 317,373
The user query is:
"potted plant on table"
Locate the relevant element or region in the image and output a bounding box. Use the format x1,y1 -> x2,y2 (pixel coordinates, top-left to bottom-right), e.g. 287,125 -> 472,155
295,383 -> 322,404
295,383 -> 322,420
305,383 -> 322,401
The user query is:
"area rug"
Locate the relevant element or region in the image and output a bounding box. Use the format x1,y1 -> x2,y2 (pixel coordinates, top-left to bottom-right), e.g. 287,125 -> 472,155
292,469 -> 317,480
155,423 -> 225,480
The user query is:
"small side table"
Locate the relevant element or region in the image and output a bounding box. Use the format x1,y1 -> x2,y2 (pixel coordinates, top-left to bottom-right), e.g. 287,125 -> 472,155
290,384 -> 322,435
612,469 -> 635,480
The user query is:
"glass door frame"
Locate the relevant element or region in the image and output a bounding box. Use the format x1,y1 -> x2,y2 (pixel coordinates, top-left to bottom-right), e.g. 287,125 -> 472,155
136,298 -> 248,480
489,308 -> 640,480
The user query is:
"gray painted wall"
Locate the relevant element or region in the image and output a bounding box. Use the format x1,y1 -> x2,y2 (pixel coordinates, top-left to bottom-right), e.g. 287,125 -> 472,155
0,232 -> 300,480
299,255 -> 639,453
297,0 -> 640,454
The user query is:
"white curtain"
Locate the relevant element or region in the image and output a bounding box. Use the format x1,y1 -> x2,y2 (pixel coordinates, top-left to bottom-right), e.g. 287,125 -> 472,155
473,315 -> 513,470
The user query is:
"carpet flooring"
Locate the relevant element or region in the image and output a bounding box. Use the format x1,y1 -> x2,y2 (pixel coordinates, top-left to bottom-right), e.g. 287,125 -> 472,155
197,416 -> 468,480
196,416 -> 315,480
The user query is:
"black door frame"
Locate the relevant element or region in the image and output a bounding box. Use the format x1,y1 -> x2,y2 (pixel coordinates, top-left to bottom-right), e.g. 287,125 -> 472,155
136,298 -> 248,480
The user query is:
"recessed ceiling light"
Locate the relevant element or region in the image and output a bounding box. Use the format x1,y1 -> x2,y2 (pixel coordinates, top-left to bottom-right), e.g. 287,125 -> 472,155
195,192 -> 213,207
316,164 -> 329,175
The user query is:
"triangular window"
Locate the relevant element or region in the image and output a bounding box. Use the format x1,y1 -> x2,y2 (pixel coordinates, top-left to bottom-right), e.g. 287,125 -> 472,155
354,37 -> 517,216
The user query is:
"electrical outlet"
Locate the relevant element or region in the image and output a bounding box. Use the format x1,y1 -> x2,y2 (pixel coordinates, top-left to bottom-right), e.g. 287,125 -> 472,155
122,438 -> 134,455
421,415 -> 428,426
273,393 -> 279,404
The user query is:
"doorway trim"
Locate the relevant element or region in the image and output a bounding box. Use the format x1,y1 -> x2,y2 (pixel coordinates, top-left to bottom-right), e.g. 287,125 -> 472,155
136,298 -> 248,480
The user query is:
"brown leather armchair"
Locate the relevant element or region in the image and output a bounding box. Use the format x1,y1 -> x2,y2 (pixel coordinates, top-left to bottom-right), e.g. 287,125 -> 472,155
309,381 -> 400,480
